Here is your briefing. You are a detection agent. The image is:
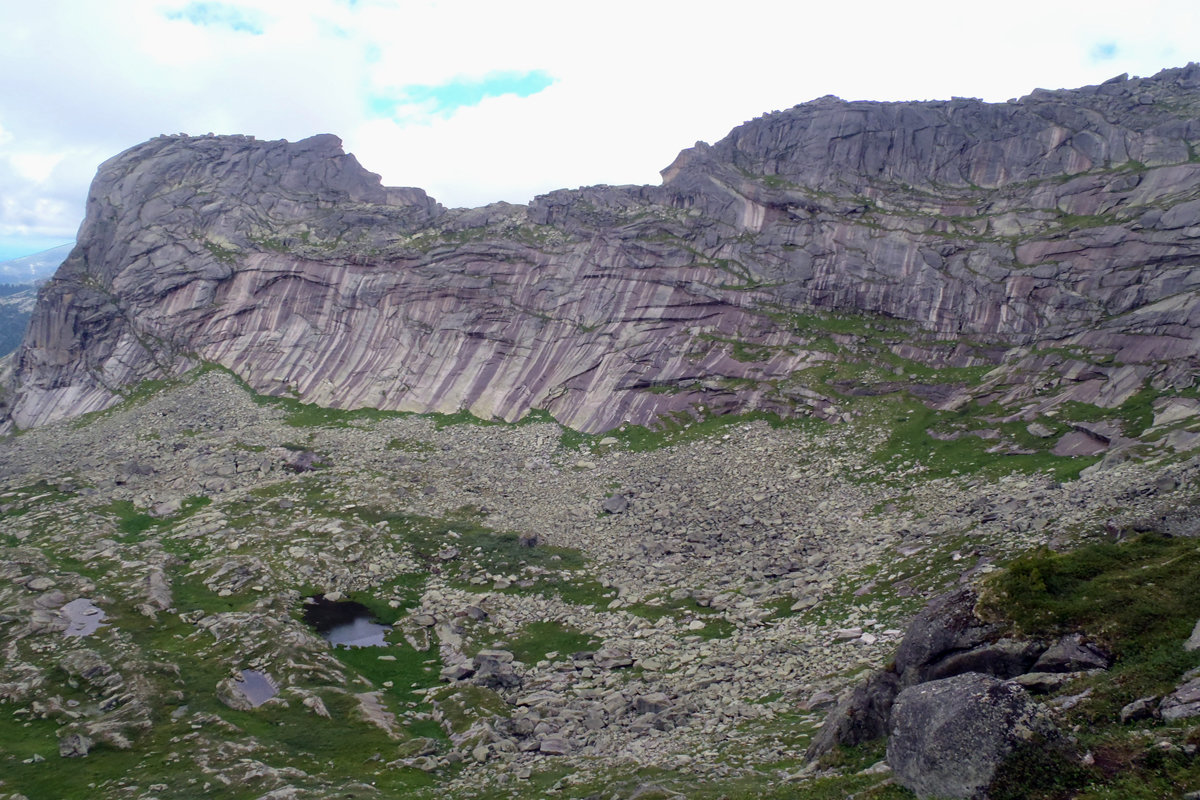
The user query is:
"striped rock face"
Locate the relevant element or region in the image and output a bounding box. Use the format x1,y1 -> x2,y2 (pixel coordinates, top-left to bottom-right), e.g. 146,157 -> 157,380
5,65 -> 1200,434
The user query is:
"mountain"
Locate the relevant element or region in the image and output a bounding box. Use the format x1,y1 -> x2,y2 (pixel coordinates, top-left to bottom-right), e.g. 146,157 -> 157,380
0,244 -> 71,357
0,68 -> 1199,800
0,242 -> 73,285
4,64 -> 1200,438
0,287 -> 38,357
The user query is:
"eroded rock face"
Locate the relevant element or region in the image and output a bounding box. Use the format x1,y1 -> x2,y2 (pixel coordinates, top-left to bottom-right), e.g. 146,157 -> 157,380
5,65 -> 1200,433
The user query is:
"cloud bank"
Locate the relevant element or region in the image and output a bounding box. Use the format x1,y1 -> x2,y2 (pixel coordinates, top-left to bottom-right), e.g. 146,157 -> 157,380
1,0 -> 1198,258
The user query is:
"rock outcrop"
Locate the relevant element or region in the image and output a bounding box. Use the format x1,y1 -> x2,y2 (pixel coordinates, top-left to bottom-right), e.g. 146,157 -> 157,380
5,65 -> 1200,433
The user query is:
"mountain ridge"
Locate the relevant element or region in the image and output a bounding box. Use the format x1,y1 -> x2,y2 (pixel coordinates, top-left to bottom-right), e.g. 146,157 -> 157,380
3,65 -> 1200,437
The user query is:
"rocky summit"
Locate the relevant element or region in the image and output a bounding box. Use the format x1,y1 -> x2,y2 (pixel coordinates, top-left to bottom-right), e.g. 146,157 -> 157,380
1,68 -> 1200,800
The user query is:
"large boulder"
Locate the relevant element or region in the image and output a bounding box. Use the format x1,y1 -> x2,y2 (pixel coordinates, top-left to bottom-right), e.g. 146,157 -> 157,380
893,588 -> 1004,685
887,672 -> 1062,799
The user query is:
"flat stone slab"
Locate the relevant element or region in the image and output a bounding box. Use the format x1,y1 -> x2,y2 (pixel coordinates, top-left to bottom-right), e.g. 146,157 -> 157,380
1052,430 -> 1109,457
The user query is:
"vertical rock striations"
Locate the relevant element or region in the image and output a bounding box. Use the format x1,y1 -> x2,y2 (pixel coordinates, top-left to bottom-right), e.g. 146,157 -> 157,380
5,65 -> 1200,434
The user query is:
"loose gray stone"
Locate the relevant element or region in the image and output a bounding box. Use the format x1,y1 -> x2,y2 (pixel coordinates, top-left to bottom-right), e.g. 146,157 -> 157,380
1118,696 -> 1159,723
538,737 -> 570,755
1026,422 -> 1054,438
1160,676 -> 1200,721
1185,619 -> 1200,652
58,733 -> 93,758
593,646 -> 633,670
1031,634 -> 1109,673
601,494 -> 629,514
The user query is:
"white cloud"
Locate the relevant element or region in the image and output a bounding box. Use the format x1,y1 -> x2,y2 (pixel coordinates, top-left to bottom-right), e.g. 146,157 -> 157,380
1,0 -> 1199,255
9,153 -> 65,184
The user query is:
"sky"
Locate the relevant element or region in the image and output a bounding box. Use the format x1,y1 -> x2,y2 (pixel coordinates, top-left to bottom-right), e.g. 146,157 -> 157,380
1,0 -> 1199,261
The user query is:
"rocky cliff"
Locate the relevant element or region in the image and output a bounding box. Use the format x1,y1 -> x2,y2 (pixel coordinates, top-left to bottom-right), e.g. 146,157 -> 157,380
4,65 -> 1200,434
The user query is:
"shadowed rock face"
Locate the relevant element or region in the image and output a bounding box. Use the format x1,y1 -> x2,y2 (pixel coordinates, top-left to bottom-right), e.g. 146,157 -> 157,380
4,65 -> 1200,433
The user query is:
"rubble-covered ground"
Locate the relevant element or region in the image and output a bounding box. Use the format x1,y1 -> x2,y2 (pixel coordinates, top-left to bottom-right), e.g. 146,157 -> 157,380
0,367 -> 1197,800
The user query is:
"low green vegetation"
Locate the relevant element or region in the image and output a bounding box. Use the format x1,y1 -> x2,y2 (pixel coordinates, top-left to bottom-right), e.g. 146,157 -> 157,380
202,239 -> 240,264
95,495 -> 211,539
430,684 -> 510,734
560,409 -> 823,454
1060,383 -> 1160,438
505,621 -> 600,663
984,533 -> 1200,709
978,533 -> 1200,798
866,398 -> 1099,482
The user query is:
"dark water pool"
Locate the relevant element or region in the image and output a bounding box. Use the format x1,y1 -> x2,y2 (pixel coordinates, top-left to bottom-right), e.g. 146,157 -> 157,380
303,595 -> 390,647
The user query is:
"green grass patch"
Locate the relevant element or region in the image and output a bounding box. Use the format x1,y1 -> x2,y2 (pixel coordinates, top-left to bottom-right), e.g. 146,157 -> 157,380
330,636 -> 444,710
429,684 -> 510,734
560,410 -> 823,454
95,495 -> 212,540
867,398 -> 1099,482
505,621 -> 600,664
981,533 -> 1200,692
1059,383 -> 1160,438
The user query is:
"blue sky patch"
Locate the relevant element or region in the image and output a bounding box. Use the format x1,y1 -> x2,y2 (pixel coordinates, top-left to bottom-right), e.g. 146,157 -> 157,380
369,70 -> 555,118
1090,41 -> 1119,61
165,2 -> 265,35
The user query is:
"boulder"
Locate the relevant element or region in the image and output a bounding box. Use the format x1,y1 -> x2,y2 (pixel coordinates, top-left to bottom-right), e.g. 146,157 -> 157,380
806,670 -> 900,759
601,494 -> 629,514
593,646 -> 634,670
887,673 -> 1061,799
923,638 -> 1046,682
58,732 -> 93,758
1159,674 -> 1200,721
1012,672 -> 1082,694
280,449 -> 322,472
1031,634 -> 1110,673
472,649 -> 521,690
142,567 -> 172,614
634,692 -> 672,715
893,588 -> 1001,685
538,736 -> 570,755
1118,696 -> 1159,723
440,663 -> 475,682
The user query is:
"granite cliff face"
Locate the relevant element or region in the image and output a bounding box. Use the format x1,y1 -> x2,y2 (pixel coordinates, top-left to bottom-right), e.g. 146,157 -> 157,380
4,65 -> 1200,434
